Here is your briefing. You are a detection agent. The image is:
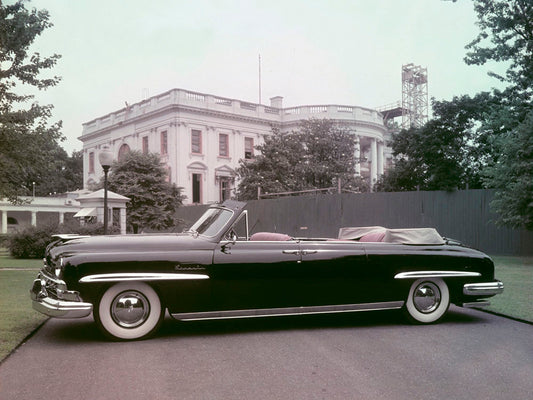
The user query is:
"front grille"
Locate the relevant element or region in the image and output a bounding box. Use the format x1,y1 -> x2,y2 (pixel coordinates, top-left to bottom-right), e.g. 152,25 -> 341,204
38,270 -> 65,300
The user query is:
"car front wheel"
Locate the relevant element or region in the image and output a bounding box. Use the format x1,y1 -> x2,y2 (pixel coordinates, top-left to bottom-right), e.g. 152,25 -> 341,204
404,278 -> 450,324
95,282 -> 164,340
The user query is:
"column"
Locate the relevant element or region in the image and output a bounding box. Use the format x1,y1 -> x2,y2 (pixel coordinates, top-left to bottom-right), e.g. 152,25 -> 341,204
377,140 -> 384,176
370,139 -> 378,185
31,211 -> 37,226
97,207 -> 104,224
354,136 -> 361,176
1,210 -> 7,234
59,212 -> 65,225
120,208 -> 127,235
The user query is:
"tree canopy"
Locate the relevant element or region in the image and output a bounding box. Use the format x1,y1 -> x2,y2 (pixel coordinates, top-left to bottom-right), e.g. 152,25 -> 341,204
0,0 -> 66,200
465,0 -> 533,103
376,93 -> 500,192
379,0 -> 533,229
105,151 -> 185,233
236,119 -> 368,200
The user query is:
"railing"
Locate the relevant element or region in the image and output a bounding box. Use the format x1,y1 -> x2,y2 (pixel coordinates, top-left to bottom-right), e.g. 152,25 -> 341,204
82,88 -> 384,134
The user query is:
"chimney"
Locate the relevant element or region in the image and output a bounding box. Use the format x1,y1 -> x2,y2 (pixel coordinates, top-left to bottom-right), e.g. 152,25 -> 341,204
270,96 -> 283,109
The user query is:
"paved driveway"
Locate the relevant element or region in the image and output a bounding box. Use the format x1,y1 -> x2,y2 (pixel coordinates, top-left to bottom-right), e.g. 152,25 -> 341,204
1,306 -> 532,400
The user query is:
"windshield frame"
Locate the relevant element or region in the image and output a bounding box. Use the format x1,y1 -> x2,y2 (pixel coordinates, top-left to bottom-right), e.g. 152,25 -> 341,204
187,207 -> 235,238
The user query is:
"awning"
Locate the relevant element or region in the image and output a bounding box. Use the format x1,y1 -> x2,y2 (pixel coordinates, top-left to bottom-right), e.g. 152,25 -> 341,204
74,207 -> 97,218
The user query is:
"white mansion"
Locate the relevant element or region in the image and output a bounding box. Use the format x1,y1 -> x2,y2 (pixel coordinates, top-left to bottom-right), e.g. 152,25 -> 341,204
80,89 -> 391,204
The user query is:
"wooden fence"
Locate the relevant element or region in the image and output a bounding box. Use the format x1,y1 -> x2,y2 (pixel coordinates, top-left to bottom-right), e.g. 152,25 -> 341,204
176,190 -> 533,255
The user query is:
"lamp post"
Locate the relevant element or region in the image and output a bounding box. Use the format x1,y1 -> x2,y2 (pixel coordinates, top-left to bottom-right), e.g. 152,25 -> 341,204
98,145 -> 113,235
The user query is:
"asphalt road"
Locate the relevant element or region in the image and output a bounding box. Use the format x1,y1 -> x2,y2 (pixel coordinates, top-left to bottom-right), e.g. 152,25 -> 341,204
1,306 -> 532,400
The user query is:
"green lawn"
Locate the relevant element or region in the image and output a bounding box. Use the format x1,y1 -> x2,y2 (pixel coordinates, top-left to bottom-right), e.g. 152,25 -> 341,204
483,256 -> 533,323
0,270 -> 48,362
0,254 -> 531,363
0,249 -> 42,269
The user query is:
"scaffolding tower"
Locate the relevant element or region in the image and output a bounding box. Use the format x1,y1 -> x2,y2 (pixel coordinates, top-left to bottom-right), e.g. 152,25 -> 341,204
401,64 -> 428,129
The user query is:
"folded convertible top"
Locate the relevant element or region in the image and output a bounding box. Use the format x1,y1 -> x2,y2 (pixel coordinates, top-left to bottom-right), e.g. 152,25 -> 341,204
338,226 -> 445,245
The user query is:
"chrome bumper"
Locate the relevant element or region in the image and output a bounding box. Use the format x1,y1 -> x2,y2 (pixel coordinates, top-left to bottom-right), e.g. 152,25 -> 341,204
30,272 -> 93,319
463,280 -> 504,296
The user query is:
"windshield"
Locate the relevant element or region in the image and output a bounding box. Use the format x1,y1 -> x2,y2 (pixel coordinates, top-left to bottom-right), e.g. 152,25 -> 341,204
188,207 -> 233,237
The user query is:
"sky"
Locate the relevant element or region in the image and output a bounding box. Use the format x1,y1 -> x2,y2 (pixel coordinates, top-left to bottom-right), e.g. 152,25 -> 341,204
16,0 -> 508,154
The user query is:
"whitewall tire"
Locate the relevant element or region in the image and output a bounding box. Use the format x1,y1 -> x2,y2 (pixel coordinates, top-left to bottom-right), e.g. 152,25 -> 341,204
95,282 -> 164,340
405,278 -> 450,324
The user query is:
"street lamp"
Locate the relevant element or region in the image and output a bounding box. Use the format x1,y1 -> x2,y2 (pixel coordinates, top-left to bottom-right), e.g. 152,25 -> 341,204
98,145 -> 113,235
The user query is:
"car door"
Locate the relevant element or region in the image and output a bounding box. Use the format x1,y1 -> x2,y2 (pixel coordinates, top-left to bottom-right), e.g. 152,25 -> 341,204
296,241 -> 372,305
211,239 -> 304,310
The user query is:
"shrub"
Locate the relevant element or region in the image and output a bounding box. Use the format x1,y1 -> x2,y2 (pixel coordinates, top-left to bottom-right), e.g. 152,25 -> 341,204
8,225 -> 56,259
7,222 -> 121,259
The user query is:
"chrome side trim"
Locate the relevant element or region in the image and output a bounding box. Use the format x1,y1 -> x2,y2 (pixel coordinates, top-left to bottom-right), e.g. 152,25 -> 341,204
394,271 -> 481,279
79,273 -> 209,283
463,281 -> 504,296
461,301 -> 490,308
171,301 -> 405,321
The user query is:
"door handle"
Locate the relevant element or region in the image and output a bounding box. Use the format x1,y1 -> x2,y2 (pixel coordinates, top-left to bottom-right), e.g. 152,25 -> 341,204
282,250 -> 300,255
301,250 -> 317,255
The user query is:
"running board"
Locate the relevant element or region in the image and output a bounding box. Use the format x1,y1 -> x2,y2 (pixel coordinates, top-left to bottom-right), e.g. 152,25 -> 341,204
171,301 -> 405,321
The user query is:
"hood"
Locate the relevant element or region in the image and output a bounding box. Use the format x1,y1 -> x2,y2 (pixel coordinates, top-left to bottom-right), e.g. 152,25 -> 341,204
47,233 -> 212,261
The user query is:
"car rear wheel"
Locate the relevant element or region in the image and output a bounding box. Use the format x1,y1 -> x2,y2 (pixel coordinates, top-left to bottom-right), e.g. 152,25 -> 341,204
404,278 -> 450,324
95,282 -> 164,340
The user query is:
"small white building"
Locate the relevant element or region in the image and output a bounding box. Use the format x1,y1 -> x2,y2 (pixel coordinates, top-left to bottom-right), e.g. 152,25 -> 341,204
80,89 -> 390,204
0,192 -> 84,234
75,189 -> 130,235
1,190 -> 129,235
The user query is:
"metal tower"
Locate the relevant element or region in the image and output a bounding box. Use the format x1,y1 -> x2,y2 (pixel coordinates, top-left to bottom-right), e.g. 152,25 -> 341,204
401,64 -> 428,129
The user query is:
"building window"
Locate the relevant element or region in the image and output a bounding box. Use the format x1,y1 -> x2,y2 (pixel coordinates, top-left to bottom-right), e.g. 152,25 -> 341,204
161,131 -> 168,155
89,152 -> 95,173
219,177 -> 231,201
118,144 -> 130,161
192,173 -> 202,203
244,137 -> 254,159
142,136 -> 149,154
191,129 -> 202,154
219,133 -> 229,157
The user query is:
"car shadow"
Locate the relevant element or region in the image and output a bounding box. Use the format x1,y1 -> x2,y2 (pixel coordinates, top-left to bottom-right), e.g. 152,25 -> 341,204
41,306 -> 487,344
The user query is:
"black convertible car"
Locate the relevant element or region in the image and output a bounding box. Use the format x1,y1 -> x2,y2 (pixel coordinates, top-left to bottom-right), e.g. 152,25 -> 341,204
31,200 -> 503,340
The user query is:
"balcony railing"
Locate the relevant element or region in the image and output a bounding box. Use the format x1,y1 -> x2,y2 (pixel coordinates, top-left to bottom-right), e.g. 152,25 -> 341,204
82,88 -> 383,135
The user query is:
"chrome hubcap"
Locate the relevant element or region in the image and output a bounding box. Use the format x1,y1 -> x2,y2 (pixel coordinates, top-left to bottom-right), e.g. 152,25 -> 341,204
111,291 -> 150,328
413,282 -> 441,314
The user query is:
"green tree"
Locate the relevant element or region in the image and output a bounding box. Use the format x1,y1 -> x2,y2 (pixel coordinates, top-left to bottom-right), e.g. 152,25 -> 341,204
35,149 -> 83,195
465,0 -> 533,103
482,109 -> 533,229
0,0 -> 63,200
236,119 -> 367,200
105,151 -> 184,233
464,0 -> 533,229
376,93 -> 498,192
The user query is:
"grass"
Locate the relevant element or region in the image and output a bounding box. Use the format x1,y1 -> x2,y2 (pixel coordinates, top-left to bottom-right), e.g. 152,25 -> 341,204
483,256 -> 533,323
0,270 -> 48,362
0,248 -> 42,269
0,253 -> 531,363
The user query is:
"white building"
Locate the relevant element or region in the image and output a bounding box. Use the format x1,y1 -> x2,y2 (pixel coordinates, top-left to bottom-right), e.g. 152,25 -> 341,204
0,190 -> 129,234
0,193 -> 82,234
80,89 -> 390,204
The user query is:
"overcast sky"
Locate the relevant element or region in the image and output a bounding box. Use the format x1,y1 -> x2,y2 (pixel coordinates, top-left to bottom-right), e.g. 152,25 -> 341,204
20,0 -> 507,154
